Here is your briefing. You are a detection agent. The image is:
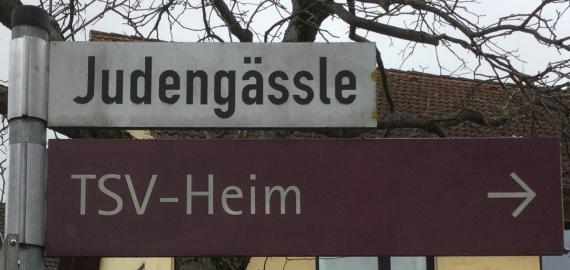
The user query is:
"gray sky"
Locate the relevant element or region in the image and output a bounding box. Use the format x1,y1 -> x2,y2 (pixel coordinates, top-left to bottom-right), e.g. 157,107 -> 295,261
1,0 -> 569,84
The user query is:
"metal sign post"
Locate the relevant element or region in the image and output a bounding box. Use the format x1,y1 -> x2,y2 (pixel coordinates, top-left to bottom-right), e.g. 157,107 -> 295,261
5,6 -> 50,270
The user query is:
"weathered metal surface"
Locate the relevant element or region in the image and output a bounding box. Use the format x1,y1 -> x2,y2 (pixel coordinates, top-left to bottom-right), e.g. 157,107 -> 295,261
48,42 -> 377,128
46,138 -> 563,256
7,9 -> 50,270
8,35 -> 49,120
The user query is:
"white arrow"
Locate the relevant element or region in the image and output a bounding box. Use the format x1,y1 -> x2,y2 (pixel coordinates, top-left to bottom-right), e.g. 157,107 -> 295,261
487,172 -> 536,218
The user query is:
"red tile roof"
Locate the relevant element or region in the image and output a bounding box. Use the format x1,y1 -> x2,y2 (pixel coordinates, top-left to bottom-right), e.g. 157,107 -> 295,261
377,69 -> 567,138
90,30 -> 159,42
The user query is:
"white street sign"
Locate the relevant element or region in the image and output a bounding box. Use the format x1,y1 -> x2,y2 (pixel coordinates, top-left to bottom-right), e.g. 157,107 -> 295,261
48,42 -> 377,128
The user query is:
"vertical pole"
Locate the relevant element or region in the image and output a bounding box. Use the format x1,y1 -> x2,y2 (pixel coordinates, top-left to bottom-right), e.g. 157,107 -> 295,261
426,256 -> 435,270
5,5 -> 50,270
379,256 -> 391,270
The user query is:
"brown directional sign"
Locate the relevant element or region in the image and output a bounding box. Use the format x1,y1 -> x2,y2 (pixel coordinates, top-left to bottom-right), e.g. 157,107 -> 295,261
46,138 -> 564,256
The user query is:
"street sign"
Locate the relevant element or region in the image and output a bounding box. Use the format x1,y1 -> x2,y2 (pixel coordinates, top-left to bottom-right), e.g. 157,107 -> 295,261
46,138 -> 564,256
48,42 -> 377,128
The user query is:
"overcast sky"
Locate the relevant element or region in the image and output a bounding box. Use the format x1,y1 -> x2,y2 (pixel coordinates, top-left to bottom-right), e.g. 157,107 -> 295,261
1,0 -> 569,85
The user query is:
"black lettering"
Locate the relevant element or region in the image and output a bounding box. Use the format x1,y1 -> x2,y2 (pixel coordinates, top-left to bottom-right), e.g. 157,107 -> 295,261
76,56 -> 352,111
335,70 -> 356,104
102,70 -> 123,104
159,70 -> 180,104
242,70 -> 264,105
319,57 -> 330,104
130,56 -> 152,104
293,71 -> 314,105
214,70 -> 236,118
75,56 -> 95,104
268,71 -> 289,105
186,70 -> 208,104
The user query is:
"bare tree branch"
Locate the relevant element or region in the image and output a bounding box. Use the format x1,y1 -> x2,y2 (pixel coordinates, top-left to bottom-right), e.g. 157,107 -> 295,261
200,0 -> 224,42
376,109 -> 510,137
211,0 -> 253,42
329,1 -> 440,45
282,0 -> 330,42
